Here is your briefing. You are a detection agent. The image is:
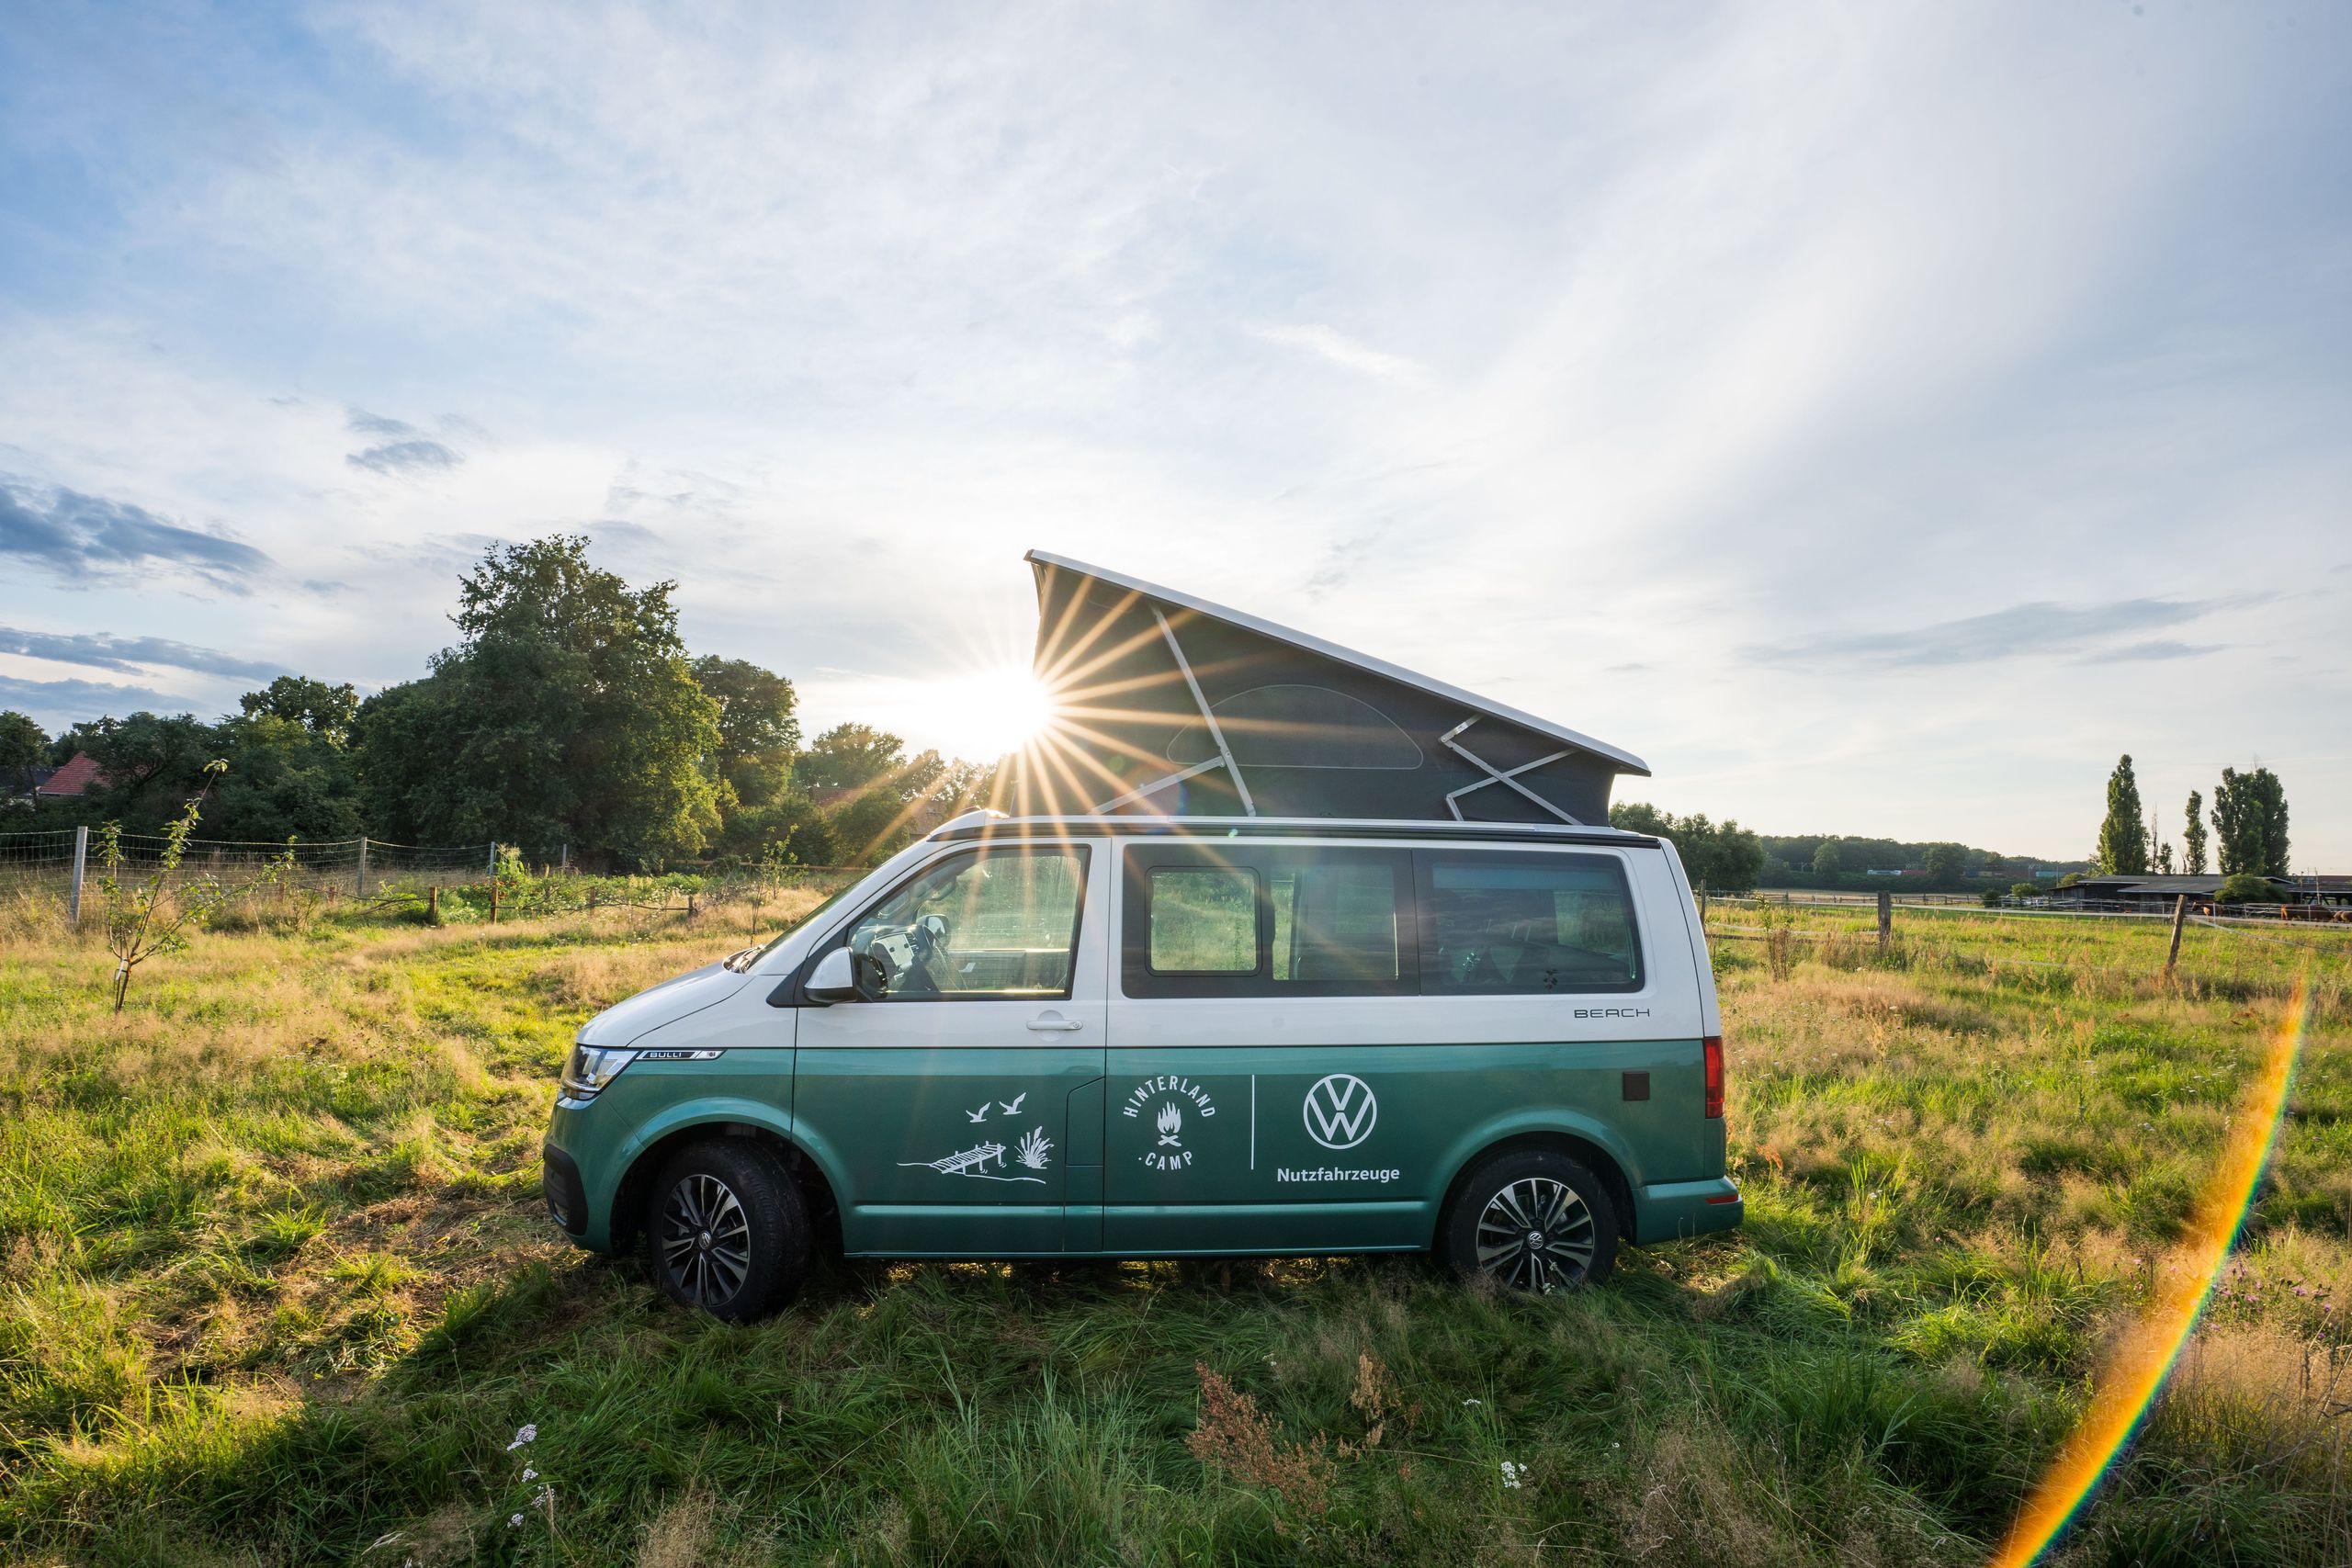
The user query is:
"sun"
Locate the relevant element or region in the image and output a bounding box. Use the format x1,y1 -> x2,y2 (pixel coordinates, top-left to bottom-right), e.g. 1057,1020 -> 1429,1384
923,664 -> 1057,761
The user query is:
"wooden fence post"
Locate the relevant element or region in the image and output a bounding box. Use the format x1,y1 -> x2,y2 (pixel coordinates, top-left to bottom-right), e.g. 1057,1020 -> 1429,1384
68,824 -> 88,927
427,885 -> 439,923
686,890 -> 697,919
490,882 -> 500,924
356,836 -> 369,898
1877,890 -> 1893,949
2165,894 -> 2187,975
586,886 -> 598,914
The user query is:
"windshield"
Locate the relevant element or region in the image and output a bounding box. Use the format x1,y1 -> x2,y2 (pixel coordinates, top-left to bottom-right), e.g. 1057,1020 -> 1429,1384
726,878 -> 867,971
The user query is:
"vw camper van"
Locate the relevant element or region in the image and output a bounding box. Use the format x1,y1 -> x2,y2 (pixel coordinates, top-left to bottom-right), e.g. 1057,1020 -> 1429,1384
541,551 -> 1738,1317
541,812 -> 1739,1319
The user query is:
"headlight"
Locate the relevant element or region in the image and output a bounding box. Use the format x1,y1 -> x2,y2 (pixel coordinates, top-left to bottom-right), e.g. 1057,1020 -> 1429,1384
560,1043 -> 637,1101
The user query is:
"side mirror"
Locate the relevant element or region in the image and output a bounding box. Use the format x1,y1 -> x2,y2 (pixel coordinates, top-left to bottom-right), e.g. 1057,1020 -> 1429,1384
807,946 -> 892,1004
806,947 -> 860,1004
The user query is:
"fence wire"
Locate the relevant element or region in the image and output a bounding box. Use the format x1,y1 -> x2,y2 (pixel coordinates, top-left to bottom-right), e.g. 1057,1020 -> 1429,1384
0,829 -> 497,895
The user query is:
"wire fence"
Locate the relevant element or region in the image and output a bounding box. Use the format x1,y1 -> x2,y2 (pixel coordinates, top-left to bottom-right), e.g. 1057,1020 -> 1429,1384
0,828 -> 870,930
1731,888 -> 2352,927
0,829 -> 496,896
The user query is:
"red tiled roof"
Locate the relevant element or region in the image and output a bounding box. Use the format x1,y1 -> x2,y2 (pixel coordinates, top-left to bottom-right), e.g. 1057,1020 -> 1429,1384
35,751 -> 103,797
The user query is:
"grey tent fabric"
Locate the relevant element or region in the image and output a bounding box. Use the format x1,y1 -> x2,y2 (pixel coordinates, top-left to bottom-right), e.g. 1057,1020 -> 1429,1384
1001,552 -> 1648,823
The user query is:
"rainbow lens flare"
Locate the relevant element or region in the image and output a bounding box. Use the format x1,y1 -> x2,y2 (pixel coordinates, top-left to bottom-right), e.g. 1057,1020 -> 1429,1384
1990,976 -> 2314,1567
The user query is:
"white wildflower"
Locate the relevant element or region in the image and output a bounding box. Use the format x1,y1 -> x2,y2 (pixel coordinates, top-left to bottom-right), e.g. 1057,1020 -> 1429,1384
1463,1397 -> 1482,1406
505,1424 -> 537,1451
1500,1460 -> 1526,1490
521,1467 -> 537,1483
507,1513 -> 524,1528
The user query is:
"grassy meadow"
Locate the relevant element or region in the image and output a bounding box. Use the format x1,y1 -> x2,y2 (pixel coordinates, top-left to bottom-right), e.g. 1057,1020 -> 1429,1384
0,887 -> 2347,1565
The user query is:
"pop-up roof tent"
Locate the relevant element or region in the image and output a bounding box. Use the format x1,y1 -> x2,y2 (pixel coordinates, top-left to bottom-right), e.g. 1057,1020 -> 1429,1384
1001,551 -> 1649,824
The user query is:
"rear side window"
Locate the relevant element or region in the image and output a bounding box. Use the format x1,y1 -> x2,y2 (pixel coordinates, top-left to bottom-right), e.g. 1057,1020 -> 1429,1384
1148,867 -> 1259,973
1416,852 -> 1642,995
1123,845 -> 1415,998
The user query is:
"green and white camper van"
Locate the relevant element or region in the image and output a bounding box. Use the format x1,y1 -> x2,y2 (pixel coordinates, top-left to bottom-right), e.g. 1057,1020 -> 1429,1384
540,556 -> 1739,1319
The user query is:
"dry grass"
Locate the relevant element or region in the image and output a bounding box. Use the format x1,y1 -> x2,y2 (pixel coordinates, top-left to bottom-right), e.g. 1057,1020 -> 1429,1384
0,897 -> 2346,1563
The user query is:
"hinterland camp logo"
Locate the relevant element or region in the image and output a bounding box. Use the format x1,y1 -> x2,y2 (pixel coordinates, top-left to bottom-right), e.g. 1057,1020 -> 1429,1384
1302,1074 -> 1377,1150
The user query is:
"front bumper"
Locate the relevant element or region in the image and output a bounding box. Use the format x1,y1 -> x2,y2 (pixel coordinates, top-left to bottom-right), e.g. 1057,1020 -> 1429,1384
542,1142 -> 589,1236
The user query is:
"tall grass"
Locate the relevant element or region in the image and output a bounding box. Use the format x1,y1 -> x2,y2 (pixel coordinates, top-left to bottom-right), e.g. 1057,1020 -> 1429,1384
0,898 -> 2345,1563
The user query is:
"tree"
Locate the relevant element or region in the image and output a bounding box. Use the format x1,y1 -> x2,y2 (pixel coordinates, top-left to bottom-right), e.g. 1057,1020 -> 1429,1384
2215,872 -> 2279,908
797,724 -> 910,793
58,712 -> 220,831
2096,755 -> 2148,875
96,761 -> 289,1010
204,711 -> 366,841
238,675 -> 360,746
1922,842 -> 1969,884
1607,802 -> 1764,893
0,710 -> 45,797
354,535 -> 722,865
1812,840 -> 1842,877
2211,767 -> 2290,878
2009,882 -> 2037,900
693,656 -> 799,811
2182,791 -> 2208,875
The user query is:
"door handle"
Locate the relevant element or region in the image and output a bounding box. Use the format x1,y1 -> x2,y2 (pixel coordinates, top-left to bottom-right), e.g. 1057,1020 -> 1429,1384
1026,1016 -> 1085,1032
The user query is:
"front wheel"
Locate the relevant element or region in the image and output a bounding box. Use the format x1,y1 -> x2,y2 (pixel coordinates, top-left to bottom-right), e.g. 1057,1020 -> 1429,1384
1440,1149 -> 1619,1293
644,1140 -> 809,1321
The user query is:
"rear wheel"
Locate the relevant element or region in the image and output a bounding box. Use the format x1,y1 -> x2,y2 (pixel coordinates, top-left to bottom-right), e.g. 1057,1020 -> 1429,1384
1440,1148 -> 1618,1292
643,1140 -> 808,1321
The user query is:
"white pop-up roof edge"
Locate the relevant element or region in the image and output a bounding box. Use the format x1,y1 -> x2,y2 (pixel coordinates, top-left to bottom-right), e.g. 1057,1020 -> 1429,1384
1023,549 -> 1652,778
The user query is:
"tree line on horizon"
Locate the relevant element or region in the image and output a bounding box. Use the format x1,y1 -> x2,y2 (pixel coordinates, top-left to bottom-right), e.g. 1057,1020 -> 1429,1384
0,536 -> 996,869
2093,753 -> 2291,889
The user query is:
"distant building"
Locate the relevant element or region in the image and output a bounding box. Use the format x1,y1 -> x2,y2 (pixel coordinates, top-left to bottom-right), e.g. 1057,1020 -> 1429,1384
34,751 -> 104,802
2292,875 -> 2352,908
2049,873 -> 2301,911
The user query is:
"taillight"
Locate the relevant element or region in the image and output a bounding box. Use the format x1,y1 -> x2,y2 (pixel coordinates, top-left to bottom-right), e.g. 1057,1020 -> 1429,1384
1702,1035 -> 1724,1119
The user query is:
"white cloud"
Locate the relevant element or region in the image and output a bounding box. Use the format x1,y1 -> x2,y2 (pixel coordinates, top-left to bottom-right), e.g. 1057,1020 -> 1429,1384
0,1 -> 2346,863
1250,324 -> 1420,381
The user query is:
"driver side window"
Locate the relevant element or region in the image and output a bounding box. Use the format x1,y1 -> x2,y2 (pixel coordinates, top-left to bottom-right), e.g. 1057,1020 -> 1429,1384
842,847 -> 1090,1001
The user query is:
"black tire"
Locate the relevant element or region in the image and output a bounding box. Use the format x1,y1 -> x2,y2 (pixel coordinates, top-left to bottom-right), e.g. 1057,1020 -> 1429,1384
643,1139 -> 809,1322
1439,1148 -> 1619,1293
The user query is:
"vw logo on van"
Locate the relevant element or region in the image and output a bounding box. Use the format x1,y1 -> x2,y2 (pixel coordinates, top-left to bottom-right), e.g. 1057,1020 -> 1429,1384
1303,1074 -> 1378,1149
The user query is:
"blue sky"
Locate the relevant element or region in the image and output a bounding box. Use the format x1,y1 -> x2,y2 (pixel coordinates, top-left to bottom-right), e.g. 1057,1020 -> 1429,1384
2,2 -> 2346,865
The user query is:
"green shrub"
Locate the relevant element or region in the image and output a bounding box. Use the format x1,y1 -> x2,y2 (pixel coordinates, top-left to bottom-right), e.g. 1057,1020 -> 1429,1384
2215,873 -> 2278,906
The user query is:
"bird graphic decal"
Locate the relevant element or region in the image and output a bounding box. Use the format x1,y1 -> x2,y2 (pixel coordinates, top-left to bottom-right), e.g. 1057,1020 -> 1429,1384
966,1103 -> 992,1122
999,1091 -> 1027,1115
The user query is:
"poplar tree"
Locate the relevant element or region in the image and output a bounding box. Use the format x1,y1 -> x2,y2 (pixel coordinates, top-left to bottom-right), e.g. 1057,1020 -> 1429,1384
2182,791 -> 2208,875
2211,767 -> 2290,877
2096,754 -> 2149,875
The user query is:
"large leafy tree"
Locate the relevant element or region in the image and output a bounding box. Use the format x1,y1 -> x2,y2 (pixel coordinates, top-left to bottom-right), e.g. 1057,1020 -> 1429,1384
1811,840 -> 1842,877
2211,766 -> 2290,877
692,656 -> 799,811
238,675 -> 360,746
0,709 -> 45,797
2182,791 -> 2208,875
1921,842 -> 1970,883
55,712 -> 220,831
2095,754 -> 2149,875
355,536 -> 722,865
796,724 -> 911,793
1608,801 -> 1764,893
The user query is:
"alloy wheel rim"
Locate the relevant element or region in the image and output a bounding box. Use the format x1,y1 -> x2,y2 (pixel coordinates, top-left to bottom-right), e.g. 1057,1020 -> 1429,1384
1474,1176 -> 1595,1292
661,1172 -> 752,1305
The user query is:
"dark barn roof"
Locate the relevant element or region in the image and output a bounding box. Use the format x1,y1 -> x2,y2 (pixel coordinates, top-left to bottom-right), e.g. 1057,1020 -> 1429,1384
1001,552 -> 1648,824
